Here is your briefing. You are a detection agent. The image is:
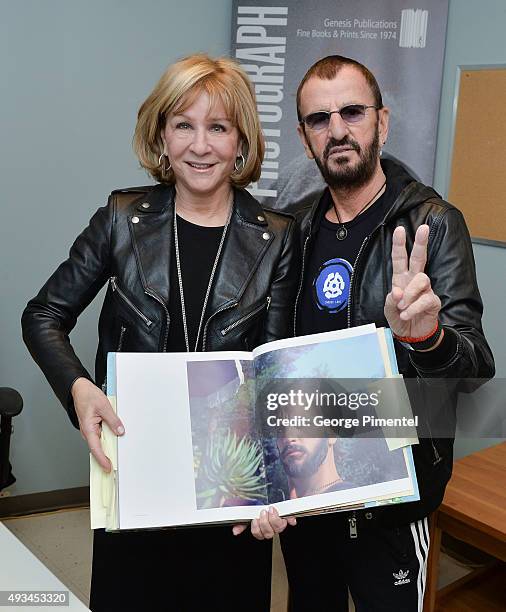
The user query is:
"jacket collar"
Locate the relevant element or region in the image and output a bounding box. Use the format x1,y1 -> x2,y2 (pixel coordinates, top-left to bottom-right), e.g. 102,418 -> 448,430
133,182 -> 173,213
134,182 -> 269,226
304,158 -> 440,239
129,183 -> 272,309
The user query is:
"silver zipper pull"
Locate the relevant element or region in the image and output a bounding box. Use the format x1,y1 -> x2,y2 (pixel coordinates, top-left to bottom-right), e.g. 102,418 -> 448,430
117,325 -> 127,352
266,296 -> 271,310
348,514 -> 358,539
110,276 -> 117,291
432,442 -> 442,466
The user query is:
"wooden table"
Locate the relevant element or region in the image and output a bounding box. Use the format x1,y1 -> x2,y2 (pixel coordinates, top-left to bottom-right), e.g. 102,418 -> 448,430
424,442 -> 506,611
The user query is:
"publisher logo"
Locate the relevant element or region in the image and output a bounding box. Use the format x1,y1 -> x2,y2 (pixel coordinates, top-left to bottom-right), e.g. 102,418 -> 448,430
393,569 -> 411,586
399,9 -> 428,48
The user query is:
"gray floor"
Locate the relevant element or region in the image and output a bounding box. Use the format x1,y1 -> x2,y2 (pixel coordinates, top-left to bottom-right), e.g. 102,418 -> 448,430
3,508 -> 472,611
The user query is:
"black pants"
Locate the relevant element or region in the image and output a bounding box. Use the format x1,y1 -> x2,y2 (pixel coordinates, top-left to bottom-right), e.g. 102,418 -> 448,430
280,512 -> 430,612
90,525 -> 272,612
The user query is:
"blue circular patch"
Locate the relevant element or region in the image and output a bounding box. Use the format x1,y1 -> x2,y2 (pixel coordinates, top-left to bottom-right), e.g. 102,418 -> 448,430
313,258 -> 353,313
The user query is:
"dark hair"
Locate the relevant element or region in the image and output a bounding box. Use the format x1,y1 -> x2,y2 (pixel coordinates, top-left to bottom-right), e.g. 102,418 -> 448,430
296,55 -> 383,121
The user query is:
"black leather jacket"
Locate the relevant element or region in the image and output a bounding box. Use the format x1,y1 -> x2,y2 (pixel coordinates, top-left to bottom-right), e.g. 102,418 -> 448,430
295,159 -> 495,525
22,184 -> 300,429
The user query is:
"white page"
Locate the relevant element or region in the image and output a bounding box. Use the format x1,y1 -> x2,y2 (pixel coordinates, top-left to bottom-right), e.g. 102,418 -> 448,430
252,323 -> 378,358
116,351 -> 255,529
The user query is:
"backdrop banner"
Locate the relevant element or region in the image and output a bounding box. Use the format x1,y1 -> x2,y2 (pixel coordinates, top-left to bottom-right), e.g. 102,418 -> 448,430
231,1 -> 449,209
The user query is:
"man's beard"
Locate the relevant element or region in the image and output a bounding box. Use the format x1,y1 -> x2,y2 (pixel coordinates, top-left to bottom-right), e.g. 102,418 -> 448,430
280,439 -> 329,479
311,126 -> 380,189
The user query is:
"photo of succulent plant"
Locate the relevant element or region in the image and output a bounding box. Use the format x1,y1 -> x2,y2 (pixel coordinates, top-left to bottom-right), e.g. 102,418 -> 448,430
197,429 -> 267,509
187,359 -> 268,509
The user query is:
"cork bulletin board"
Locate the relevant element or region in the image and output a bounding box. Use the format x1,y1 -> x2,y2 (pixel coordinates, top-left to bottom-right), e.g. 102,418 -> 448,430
449,67 -> 506,247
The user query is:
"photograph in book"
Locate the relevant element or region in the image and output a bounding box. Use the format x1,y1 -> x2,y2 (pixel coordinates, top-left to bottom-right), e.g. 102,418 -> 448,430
253,331 -> 409,504
265,436 -> 409,504
187,359 -> 268,510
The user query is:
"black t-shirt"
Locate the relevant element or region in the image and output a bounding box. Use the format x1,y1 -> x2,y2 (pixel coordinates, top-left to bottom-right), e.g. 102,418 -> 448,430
167,215 -> 224,352
299,185 -> 395,335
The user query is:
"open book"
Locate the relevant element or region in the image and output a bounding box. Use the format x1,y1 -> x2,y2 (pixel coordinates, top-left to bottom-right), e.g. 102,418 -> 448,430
91,324 -> 419,531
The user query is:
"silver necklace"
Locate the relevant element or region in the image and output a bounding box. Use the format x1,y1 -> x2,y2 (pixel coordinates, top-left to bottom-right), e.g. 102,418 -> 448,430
307,477 -> 343,495
332,180 -> 386,241
173,195 -> 233,352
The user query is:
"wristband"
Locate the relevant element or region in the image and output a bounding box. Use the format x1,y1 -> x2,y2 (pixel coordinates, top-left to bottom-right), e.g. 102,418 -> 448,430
394,321 -> 442,352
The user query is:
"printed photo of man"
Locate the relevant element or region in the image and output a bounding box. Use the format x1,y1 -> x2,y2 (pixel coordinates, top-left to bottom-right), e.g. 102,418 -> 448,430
277,435 -> 352,499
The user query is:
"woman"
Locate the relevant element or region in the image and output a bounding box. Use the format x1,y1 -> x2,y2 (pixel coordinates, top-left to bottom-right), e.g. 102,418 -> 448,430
22,54 -> 299,611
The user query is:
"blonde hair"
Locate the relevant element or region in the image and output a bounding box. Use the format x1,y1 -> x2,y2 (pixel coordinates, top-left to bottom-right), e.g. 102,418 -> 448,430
133,54 -> 264,187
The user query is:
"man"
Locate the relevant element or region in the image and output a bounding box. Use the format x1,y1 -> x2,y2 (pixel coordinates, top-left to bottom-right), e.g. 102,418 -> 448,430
277,436 -> 349,499
250,55 -> 495,611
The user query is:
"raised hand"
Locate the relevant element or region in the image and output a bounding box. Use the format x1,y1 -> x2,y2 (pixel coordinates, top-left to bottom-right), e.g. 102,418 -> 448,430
384,225 -> 441,341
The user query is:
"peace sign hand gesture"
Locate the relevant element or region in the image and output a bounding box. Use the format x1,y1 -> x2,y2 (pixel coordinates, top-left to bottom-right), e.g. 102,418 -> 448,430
384,225 -> 441,341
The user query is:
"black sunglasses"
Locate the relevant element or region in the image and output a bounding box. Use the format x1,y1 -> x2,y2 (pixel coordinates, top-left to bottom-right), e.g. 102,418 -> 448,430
300,104 -> 379,130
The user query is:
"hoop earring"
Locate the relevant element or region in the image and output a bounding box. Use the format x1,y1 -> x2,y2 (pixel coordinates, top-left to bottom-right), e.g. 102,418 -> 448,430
158,153 -> 171,174
234,154 -> 246,173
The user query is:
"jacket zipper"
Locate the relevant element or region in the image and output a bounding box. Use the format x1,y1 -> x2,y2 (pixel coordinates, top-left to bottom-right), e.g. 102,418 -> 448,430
101,323 -> 127,394
415,379 -> 442,465
202,302 -> 238,350
346,236 -> 369,328
144,288 -> 170,352
110,277 -> 153,328
431,439 -> 442,465
293,234 -> 311,335
220,298 -> 270,336
116,325 -> 127,351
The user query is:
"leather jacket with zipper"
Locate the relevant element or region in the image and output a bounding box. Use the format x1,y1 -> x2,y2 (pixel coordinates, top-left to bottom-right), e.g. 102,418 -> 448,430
22,184 -> 300,429
294,159 -> 495,525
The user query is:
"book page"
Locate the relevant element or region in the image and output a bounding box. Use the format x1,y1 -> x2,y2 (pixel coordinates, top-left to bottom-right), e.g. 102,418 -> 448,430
185,357 -> 268,513
114,351 -> 273,529
376,328 -> 418,450
251,326 -> 417,511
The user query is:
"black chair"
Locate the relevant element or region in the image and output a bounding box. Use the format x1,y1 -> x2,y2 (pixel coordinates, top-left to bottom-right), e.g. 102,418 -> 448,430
0,387 -> 23,492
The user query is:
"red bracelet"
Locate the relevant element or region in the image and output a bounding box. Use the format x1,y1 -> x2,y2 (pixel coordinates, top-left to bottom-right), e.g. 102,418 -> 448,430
393,322 -> 440,344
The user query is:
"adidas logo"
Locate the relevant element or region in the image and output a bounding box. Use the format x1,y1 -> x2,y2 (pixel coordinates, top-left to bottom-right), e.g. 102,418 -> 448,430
393,569 -> 411,586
